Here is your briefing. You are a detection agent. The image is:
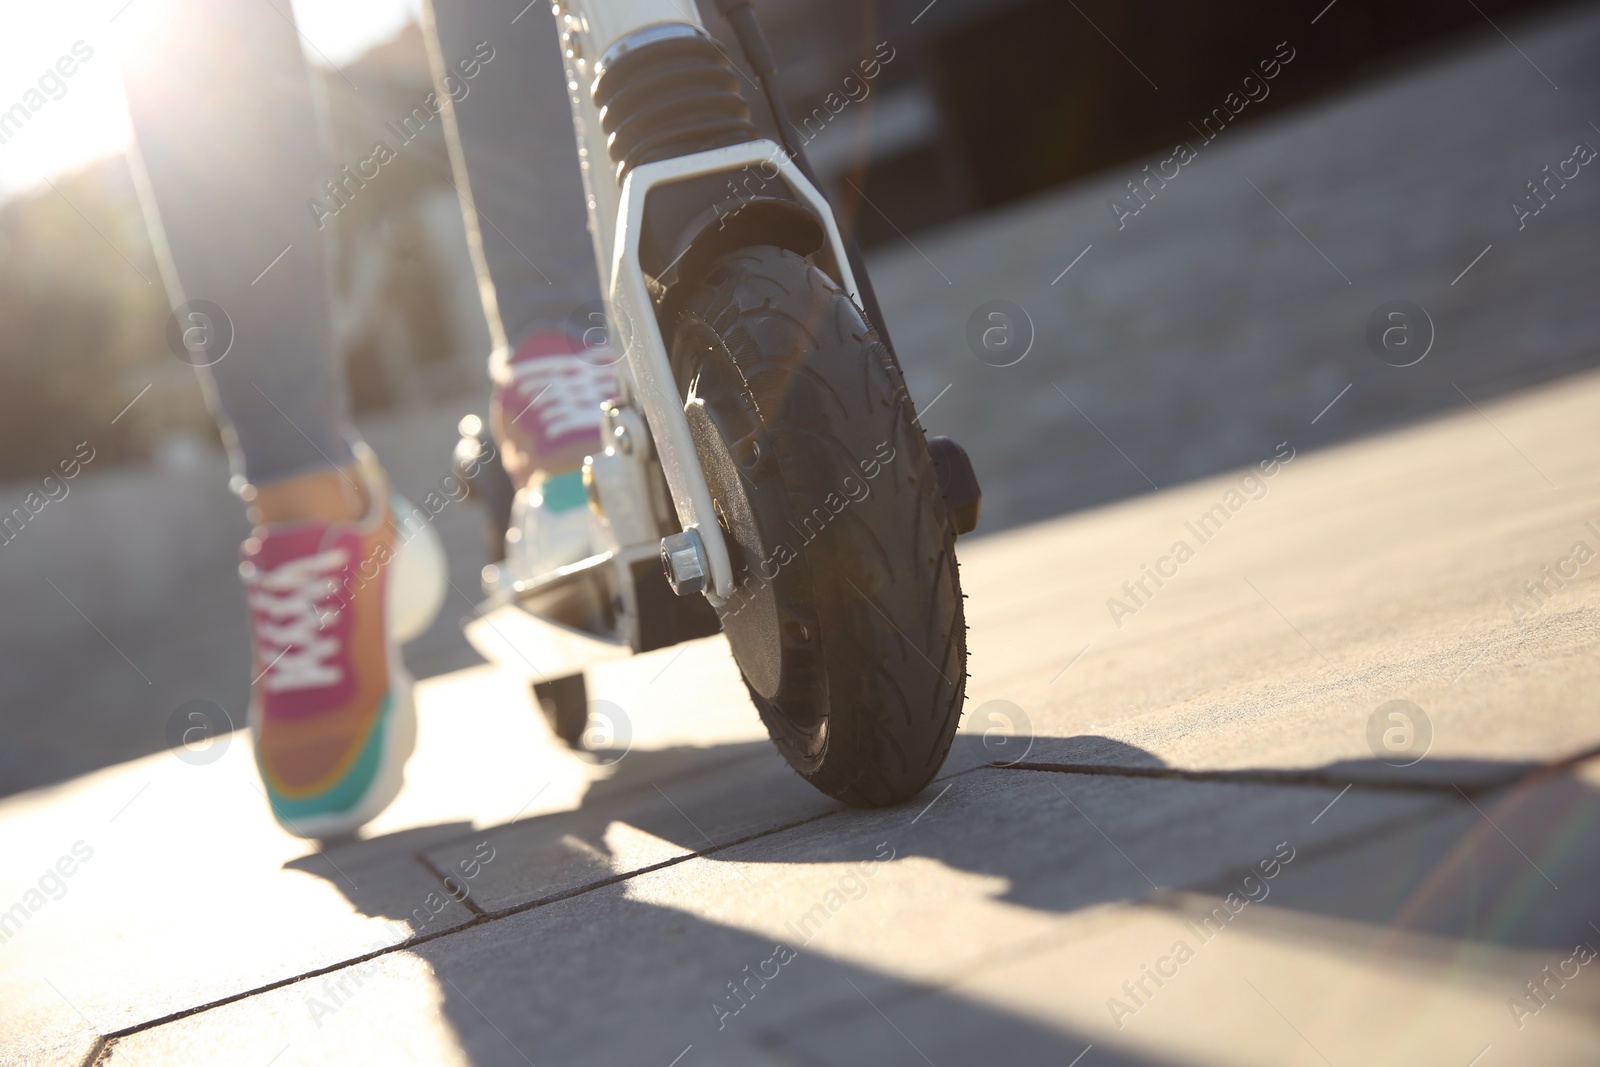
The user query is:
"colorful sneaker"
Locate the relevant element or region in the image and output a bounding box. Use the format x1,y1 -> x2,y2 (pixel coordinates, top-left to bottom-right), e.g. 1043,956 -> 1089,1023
489,331 -> 616,490
491,331 -> 617,575
242,456 -> 416,838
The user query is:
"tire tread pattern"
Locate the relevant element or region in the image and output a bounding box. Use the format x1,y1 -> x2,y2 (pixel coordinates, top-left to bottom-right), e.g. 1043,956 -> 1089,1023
678,246 -> 967,806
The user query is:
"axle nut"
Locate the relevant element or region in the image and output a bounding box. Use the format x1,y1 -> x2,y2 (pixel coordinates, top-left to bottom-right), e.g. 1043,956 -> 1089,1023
660,529 -> 708,596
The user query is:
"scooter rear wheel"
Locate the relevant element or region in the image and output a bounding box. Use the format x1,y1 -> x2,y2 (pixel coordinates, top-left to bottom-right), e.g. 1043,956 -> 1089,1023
670,246 -> 967,806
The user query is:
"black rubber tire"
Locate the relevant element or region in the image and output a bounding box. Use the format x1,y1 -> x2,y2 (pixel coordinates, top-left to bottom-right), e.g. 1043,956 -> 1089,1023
673,246 -> 967,807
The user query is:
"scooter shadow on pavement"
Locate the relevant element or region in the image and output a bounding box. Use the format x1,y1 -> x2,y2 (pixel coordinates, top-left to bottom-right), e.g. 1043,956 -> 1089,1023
285,733 -> 1599,1066
938,733 -> 1600,951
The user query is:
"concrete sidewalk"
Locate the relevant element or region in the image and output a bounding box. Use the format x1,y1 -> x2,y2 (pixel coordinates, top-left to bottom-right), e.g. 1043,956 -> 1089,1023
4,365 -> 1599,1066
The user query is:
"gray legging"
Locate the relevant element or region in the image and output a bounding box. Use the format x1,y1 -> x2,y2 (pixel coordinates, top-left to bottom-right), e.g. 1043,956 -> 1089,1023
122,0 -> 601,486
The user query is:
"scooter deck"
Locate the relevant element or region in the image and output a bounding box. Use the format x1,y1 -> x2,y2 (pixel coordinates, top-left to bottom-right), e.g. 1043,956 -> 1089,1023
464,601 -> 633,681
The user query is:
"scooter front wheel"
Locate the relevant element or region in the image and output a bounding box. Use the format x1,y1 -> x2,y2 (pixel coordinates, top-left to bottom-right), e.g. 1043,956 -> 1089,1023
671,245 -> 967,806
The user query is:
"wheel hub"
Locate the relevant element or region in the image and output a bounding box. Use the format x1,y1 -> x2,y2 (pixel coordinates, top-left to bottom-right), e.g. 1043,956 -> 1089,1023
675,321 -> 828,750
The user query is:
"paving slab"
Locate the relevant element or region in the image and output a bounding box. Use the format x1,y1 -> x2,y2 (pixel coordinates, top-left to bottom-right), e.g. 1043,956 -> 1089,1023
777,759 -> 1600,1066
0,664 -> 584,1066
0,739 -> 475,1066
418,740 -> 839,915
101,765 -> 1445,1066
944,368 -> 1600,789
0,626 -> 796,1067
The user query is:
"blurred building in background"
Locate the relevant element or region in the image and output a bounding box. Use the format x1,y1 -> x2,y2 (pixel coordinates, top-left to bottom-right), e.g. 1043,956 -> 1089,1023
752,0 -> 1573,242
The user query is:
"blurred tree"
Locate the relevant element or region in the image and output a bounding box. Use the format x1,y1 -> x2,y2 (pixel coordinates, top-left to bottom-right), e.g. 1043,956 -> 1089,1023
0,22 -> 476,482
0,163 -> 171,480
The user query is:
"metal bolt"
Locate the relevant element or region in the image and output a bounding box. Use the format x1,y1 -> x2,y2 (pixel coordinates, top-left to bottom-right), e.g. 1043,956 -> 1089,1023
660,529 -> 708,596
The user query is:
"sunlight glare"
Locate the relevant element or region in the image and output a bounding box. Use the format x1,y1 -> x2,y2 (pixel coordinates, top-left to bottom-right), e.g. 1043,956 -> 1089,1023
0,0 -> 421,201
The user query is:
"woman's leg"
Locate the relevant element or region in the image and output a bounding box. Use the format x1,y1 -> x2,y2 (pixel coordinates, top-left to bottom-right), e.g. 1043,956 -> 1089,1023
122,0 -> 357,504
123,1 -> 411,838
422,0 -> 613,496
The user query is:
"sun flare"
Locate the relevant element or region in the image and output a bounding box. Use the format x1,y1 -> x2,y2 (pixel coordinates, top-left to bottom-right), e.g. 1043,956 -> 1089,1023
0,0 -> 419,201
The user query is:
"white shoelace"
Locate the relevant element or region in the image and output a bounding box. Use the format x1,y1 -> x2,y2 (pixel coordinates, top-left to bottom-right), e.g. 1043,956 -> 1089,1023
510,356 -> 615,440
247,547 -> 350,693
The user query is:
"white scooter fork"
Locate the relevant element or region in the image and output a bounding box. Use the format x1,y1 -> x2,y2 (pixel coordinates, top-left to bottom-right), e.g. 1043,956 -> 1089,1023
552,0 -> 862,603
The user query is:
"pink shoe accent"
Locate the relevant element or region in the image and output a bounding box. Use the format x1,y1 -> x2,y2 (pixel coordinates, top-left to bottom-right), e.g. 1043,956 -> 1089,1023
244,522 -> 365,719
492,332 -> 616,461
